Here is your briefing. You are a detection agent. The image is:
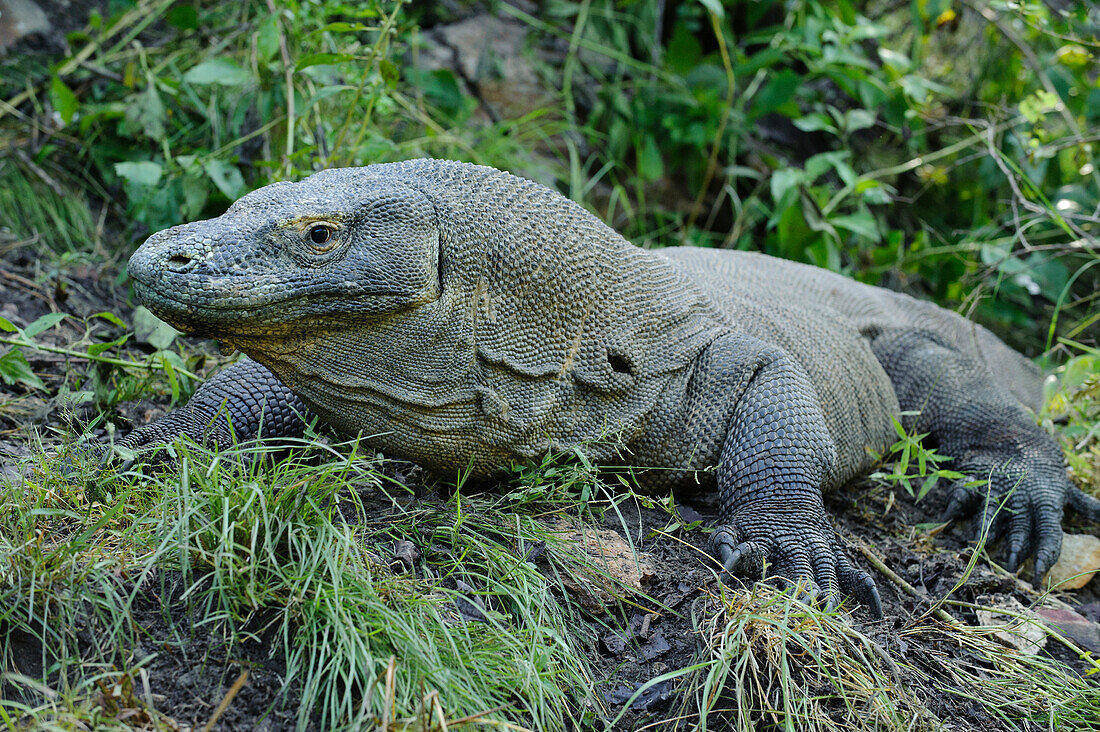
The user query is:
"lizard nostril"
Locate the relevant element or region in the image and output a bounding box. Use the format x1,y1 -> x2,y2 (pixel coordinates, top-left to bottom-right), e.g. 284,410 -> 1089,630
167,252 -> 195,272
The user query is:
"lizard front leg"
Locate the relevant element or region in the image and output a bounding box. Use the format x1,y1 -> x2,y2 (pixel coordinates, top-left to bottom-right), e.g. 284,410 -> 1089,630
690,334 -> 882,617
110,358 -> 313,457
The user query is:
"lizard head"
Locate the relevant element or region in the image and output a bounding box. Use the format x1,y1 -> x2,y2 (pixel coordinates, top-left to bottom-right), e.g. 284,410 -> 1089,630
127,169 -> 442,343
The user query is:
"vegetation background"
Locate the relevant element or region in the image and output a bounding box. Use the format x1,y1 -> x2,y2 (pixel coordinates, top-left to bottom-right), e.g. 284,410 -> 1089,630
0,0 -> 1098,730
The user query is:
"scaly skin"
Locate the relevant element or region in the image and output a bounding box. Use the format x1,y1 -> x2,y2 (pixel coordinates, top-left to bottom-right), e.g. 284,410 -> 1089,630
120,159 -> 1100,617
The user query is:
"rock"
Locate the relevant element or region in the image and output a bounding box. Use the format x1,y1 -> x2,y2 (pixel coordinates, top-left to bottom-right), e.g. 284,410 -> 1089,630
601,631 -> 627,655
975,597 -> 1047,655
547,518 -> 655,613
675,504 -> 704,525
453,579 -> 489,622
419,11 -> 555,122
1034,606 -> 1100,654
0,0 -> 49,52
390,540 -> 420,573
1078,602 -> 1100,624
604,679 -> 673,711
1044,533 -> 1100,590
640,632 -> 671,661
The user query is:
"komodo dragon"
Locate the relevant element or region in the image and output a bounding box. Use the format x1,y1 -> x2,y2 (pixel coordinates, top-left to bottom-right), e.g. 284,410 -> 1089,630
120,158 -> 1100,617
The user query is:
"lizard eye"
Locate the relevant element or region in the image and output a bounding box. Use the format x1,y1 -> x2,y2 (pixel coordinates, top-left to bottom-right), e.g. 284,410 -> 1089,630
308,224 -> 335,246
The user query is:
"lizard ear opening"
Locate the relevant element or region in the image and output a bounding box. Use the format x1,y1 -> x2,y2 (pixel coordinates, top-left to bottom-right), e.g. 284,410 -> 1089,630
608,349 -> 635,376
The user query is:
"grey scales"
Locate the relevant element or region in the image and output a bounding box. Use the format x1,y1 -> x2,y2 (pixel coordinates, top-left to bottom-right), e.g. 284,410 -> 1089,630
122,159 -> 1100,618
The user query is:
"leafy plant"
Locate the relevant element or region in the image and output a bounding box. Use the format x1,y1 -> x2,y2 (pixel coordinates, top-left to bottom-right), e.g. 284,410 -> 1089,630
870,414 -> 970,501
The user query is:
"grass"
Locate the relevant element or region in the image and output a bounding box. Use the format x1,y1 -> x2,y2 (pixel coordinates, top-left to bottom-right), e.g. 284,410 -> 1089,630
673,582 -> 1100,732
0,162 -> 101,257
2,437 -> 619,729
3,423 -> 1099,730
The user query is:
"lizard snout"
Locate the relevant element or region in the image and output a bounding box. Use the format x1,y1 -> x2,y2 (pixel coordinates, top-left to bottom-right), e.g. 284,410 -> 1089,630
129,228 -> 207,286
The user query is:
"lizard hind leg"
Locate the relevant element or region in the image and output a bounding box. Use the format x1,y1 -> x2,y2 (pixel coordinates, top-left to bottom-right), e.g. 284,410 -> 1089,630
869,328 -> 1090,582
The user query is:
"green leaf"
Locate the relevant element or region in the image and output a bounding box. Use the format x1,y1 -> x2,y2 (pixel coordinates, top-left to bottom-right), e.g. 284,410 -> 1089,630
115,161 -> 163,187
295,53 -> 353,71
878,48 -> 913,73
311,21 -> 373,34
1055,44 -> 1091,69
126,82 -> 167,141
379,59 -> 399,90
666,23 -> 702,75
166,4 -> 199,30
204,159 -> 246,200
90,311 -> 126,329
256,14 -> 281,63
89,335 -> 128,356
751,69 -> 800,119
696,0 -> 724,18
0,317 -> 18,332
918,474 -> 938,501
50,76 -> 79,125
793,113 -> 837,134
0,348 -> 45,390
830,211 -> 881,242
24,312 -> 66,338
636,135 -> 664,182
805,151 -> 851,183
181,174 -> 211,219
1018,90 -> 1060,123
132,306 -> 180,351
770,168 -> 805,207
184,58 -> 251,86
161,353 -> 180,403
844,108 -> 876,133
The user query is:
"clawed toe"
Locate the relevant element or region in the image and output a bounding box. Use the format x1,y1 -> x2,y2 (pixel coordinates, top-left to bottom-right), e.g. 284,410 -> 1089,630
710,522 -> 881,618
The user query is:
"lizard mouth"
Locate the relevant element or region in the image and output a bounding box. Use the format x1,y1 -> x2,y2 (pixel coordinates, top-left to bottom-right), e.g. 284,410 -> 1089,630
130,271 -> 413,339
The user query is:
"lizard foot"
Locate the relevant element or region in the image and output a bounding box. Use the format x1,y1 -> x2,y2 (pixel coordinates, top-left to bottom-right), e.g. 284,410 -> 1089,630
942,456 -> 1100,583
710,511 -> 882,619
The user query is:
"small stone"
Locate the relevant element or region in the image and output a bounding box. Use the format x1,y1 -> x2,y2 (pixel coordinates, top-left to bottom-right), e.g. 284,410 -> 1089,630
390,540 -> 420,573
453,579 -> 488,622
1077,602 -> 1100,624
547,518 -> 655,613
1044,533 -> 1100,590
641,632 -> 671,661
600,632 -> 626,655
675,505 -> 704,524
0,0 -> 49,51
604,679 -> 672,711
976,597 -> 1047,655
1035,606 -> 1100,654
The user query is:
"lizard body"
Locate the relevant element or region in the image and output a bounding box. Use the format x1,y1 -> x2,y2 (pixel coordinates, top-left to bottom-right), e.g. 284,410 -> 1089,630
122,160 -> 1100,616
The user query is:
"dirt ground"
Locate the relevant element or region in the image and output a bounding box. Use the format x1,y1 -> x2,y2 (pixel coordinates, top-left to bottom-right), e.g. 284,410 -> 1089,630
3,243 -> 1099,730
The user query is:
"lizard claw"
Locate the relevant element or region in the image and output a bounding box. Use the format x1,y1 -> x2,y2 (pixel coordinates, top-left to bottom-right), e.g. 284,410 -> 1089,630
943,482 -> 981,524
710,512 -> 881,619
712,526 -> 769,580
942,453 -> 1089,585
836,549 -> 883,619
